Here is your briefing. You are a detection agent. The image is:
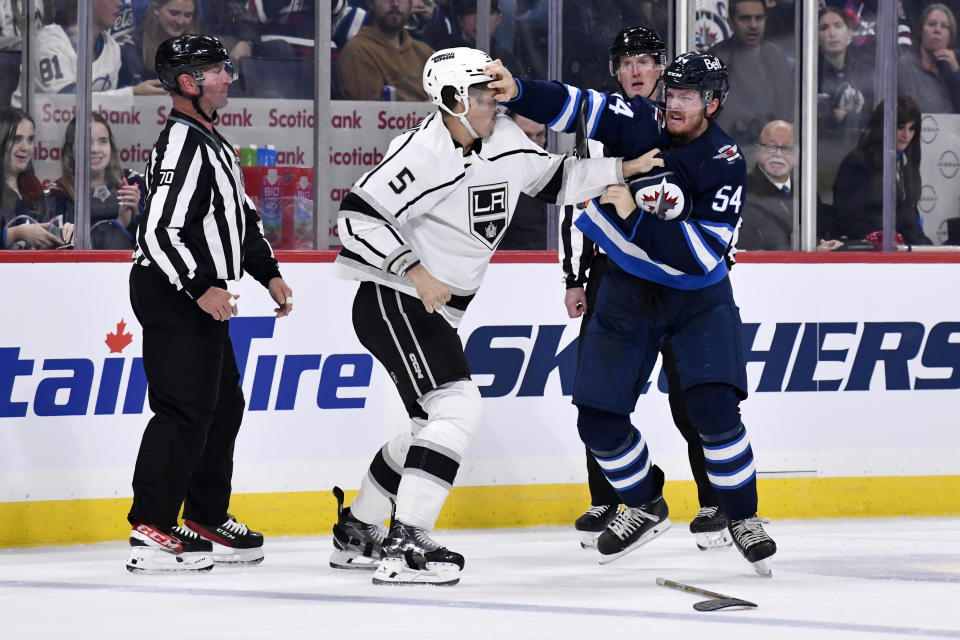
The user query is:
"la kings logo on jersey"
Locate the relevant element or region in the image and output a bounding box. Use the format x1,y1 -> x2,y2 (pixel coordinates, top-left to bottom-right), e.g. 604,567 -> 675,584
468,183 -> 509,249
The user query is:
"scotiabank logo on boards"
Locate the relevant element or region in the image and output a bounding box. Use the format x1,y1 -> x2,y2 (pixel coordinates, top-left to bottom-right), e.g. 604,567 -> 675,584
3,320 -> 959,419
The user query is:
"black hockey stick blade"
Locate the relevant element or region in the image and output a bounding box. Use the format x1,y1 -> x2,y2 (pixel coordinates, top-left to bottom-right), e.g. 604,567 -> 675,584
693,597 -> 758,612
656,577 -> 757,612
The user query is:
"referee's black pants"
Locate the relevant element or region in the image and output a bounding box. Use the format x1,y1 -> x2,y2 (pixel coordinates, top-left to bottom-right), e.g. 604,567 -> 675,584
127,265 -> 246,529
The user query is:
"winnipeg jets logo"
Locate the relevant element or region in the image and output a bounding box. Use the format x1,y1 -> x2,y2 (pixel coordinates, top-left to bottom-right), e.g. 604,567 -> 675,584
634,177 -> 685,221
714,144 -> 741,163
695,6 -> 730,50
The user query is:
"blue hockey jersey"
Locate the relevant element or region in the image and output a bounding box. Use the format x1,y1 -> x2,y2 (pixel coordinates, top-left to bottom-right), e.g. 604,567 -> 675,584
507,79 -> 746,290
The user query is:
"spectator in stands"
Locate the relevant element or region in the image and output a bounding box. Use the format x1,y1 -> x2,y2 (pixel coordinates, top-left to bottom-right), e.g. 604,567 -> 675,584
740,120 -> 795,251
446,0 -> 531,79
898,3 -> 960,114
119,0 -> 199,88
337,0 -> 433,101
498,109 -> 547,250
12,0 -> 164,106
818,6 -> 873,132
333,0 -> 367,52
44,112 -> 145,249
709,0 -> 794,148
406,0 -> 453,51
830,94 -> 932,246
0,106 -> 62,249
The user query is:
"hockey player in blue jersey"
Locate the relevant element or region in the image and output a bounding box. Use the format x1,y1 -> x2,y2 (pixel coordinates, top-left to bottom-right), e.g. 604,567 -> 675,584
560,27 -> 734,554
488,51 -> 778,575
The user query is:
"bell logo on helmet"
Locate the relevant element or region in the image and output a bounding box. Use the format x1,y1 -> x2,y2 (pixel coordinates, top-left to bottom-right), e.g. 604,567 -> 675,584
704,57 -> 722,71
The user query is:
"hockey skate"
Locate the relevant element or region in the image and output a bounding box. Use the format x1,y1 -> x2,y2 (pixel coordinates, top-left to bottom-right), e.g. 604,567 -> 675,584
184,515 -> 264,565
689,506 -> 733,551
372,520 -> 464,586
597,465 -> 671,564
125,522 -> 214,573
729,516 -> 777,577
575,504 -> 620,549
329,486 -> 387,570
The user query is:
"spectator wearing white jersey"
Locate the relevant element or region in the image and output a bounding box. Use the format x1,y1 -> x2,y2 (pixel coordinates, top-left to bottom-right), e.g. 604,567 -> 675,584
12,0 -> 164,106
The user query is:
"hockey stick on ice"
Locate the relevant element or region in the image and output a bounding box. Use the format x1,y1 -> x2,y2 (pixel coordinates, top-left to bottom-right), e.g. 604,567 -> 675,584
656,577 -> 758,611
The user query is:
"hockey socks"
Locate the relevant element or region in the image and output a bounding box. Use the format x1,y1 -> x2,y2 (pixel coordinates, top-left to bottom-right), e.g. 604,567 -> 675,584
702,424 -> 758,520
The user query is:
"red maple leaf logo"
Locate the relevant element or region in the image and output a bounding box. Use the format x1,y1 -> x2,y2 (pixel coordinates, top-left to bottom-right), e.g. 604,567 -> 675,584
106,320 -> 133,353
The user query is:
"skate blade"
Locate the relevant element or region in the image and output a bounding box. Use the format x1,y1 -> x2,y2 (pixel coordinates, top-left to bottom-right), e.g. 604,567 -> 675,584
372,558 -> 461,586
598,519 -> 672,565
695,529 -> 733,551
211,545 -> 265,565
125,547 -> 214,574
752,558 -> 773,577
329,548 -> 380,571
578,530 -> 602,549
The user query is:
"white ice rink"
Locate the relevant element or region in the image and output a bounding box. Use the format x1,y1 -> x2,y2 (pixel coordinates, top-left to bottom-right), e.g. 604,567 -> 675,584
1,518 -> 958,639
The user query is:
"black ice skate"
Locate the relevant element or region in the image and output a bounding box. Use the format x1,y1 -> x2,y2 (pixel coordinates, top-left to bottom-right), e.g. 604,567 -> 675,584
372,520 -> 465,586
575,504 -> 620,549
329,486 -> 387,570
689,506 -> 733,551
125,522 -> 214,573
596,466 -> 671,564
184,515 -> 264,565
729,516 -> 777,576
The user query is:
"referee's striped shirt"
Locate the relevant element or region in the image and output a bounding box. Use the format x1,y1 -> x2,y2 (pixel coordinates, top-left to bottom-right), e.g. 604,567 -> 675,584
134,110 -> 280,299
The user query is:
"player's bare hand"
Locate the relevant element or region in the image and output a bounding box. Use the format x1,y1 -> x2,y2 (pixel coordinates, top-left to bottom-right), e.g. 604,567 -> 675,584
621,148 -> 663,178
268,277 -> 294,318
406,264 -> 451,313
599,184 -> 638,220
564,287 -> 587,318
485,60 -> 518,102
198,287 -> 240,321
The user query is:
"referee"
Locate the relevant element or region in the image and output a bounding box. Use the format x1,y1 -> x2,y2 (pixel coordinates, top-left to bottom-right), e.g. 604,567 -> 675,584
125,34 -> 293,574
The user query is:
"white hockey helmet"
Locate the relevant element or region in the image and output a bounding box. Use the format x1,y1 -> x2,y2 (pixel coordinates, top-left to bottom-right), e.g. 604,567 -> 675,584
422,47 -> 495,128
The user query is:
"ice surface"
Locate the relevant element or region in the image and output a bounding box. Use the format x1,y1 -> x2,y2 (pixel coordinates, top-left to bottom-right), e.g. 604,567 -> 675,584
1,518 -> 958,639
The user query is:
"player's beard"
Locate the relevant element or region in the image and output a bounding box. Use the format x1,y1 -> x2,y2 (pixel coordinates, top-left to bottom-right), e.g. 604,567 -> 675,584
666,110 -> 705,142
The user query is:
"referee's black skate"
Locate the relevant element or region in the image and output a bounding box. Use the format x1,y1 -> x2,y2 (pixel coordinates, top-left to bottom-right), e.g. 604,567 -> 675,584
596,466 -> 671,564
689,506 -> 733,551
575,504 -> 620,549
373,520 -> 464,586
729,516 -> 777,576
329,486 -> 386,570
125,522 -> 214,573
184,514 -> 264,565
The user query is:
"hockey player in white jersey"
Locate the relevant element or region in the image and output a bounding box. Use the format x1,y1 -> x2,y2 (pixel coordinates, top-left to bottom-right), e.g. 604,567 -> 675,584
331,47 -> 661,586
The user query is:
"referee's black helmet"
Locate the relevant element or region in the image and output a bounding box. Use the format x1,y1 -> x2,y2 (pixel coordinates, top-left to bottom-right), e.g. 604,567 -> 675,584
608,26 -> 666,76
156,34 -> 231,93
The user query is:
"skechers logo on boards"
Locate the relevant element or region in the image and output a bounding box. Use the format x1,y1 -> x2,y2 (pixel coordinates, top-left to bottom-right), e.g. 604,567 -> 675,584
2,320 -> 958,418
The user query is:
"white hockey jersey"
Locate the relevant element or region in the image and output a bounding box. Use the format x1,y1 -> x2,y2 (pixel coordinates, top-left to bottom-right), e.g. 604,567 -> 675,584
12,24 -> 131,106
335,111 -> 623,327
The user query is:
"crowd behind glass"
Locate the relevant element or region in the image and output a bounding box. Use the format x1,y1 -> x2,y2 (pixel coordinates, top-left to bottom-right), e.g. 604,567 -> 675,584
2,0 -> 959,250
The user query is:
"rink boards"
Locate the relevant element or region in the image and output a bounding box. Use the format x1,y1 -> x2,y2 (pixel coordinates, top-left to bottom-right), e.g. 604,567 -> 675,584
1,253 -> 958,545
